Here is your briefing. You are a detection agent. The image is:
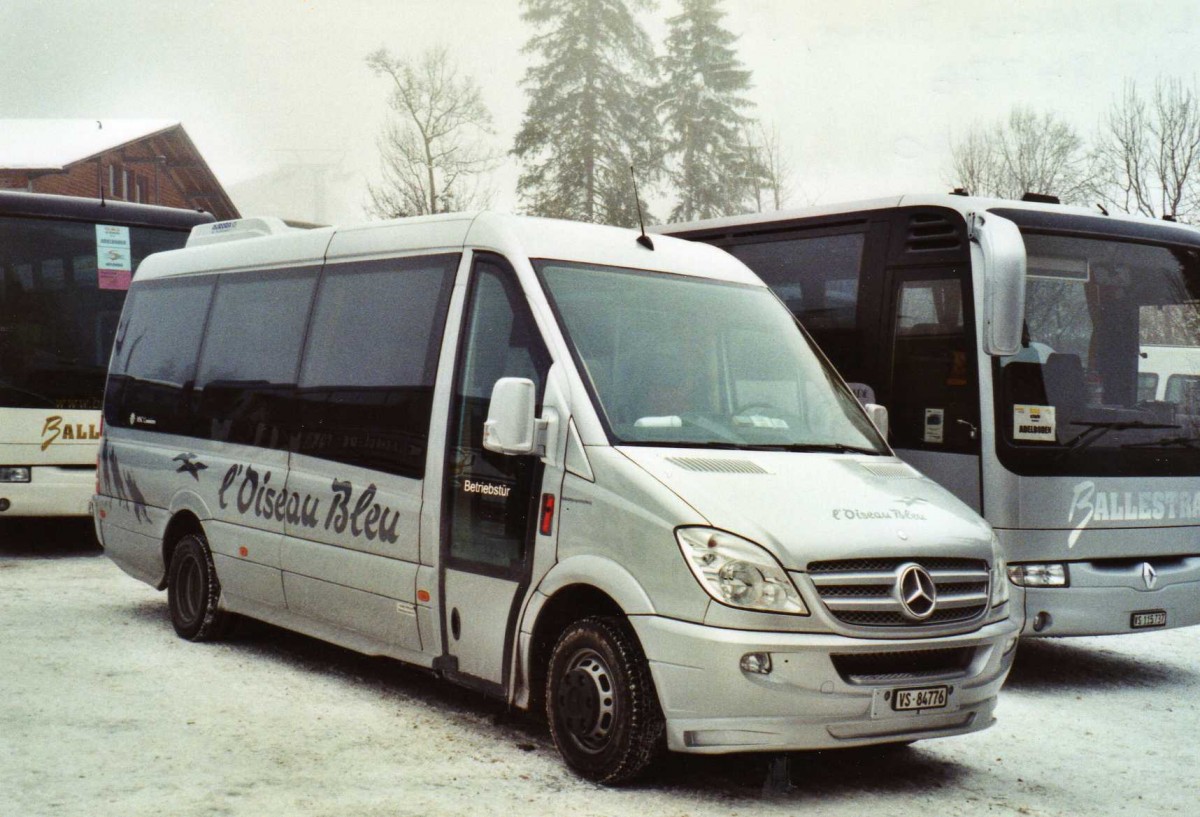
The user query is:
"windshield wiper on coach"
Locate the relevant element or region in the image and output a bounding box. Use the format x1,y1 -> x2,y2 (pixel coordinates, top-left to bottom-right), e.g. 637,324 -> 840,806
1120,435 -> 1200,450
1061,419 -> 1181,456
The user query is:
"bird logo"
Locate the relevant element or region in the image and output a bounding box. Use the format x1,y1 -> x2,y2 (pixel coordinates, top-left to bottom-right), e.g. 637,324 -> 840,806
173,453 -> 208,481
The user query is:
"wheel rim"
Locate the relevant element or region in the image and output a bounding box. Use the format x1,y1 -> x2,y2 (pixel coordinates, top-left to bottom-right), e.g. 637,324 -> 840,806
175,551 -> 204,626
556,648 -> 616,754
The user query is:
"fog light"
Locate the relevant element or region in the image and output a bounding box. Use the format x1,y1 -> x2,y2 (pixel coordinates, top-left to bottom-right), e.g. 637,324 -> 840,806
0,498 -> 9,512
740,652 -> 772,675
1032,612 -> 1052,632
0,467 -> 31,483
1008,563 -> 1068,587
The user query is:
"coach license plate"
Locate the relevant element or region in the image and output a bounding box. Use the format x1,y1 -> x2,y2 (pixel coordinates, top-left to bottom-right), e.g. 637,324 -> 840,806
892,685 -> 949,712
1131,610 -> 1167,629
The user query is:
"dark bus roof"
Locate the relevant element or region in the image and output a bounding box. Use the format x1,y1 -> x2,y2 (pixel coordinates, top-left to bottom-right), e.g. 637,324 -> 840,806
0,190 -> 215,230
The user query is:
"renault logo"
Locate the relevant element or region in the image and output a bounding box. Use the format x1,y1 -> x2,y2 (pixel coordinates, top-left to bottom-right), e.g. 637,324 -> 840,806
1142,562 -> 1158,590
895,563 -> 938,621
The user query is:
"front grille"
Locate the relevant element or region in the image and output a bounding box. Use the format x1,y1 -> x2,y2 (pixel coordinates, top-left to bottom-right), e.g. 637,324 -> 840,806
807,557 -> 990,628
831,647 -> 977,684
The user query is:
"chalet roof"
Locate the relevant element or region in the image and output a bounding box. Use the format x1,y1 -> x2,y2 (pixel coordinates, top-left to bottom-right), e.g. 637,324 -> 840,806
0,119 -> 179,170
0,118 -> 239,220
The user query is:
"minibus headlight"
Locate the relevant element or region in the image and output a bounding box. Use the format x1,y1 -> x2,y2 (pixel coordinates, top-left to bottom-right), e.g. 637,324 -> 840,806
990,535 -> 1010,607
1007,563 -> 1069,588
675,527 -> 808,615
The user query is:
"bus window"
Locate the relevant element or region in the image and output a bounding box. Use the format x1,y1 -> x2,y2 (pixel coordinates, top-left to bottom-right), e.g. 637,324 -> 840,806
889,276 -> 978,452
294,256 -> 458,478
727,232 -> 865,331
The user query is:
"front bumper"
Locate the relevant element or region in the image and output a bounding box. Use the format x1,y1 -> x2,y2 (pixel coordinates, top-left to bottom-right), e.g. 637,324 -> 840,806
630,615 -> 1019,754
1020,558 -> 1200,636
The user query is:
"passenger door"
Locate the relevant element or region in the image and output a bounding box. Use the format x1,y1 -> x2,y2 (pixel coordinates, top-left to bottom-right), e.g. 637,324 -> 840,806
440,254 -> 551,694
884,267 -> 983,510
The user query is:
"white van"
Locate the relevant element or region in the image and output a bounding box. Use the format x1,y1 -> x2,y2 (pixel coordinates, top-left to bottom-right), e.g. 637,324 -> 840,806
94,212 -> 1018,783
1139,345 -> 1200,408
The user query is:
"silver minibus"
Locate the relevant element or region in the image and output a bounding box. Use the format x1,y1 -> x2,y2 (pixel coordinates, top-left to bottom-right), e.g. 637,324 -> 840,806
95,212 -> 1017,782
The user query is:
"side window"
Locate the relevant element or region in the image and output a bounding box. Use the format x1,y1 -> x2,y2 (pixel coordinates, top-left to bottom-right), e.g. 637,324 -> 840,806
193,270 -> 317,448
889,276 -> 978,452
104,278 -> 214,433
294,255 -> 458,478
446,257 -> 551,570
728,232 -> 865,332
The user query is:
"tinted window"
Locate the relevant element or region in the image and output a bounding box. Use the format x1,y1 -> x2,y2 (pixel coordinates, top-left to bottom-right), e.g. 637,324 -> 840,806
447,257 -> 551,569
729,232 -> 864,331
294,255 -> 457,477
193,271 -> 318,447
0,217 -> 190,410
890,277 -> 978,453
104,278 -> 215,432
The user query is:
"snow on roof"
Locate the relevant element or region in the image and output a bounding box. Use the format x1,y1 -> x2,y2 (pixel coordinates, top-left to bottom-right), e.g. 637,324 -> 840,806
0,119 -> 180,170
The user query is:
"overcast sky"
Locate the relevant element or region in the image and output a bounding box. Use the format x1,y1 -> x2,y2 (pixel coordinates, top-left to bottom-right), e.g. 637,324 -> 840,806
2,0 -> 1197,224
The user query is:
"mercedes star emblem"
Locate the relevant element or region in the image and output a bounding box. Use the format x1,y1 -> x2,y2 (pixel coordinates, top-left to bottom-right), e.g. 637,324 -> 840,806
895,563 -> 938,621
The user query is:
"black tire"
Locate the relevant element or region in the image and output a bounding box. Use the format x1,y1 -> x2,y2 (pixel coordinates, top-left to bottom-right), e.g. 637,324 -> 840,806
167,532 -> 231,642
545,616 -> 665,784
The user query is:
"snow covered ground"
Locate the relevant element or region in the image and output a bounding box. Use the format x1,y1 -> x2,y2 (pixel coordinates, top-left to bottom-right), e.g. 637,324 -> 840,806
2,519 -> 1197,817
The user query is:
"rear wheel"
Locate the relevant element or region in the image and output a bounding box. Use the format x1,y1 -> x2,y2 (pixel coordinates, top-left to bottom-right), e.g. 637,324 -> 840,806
167,533 -> 231,641
546,617 -> 664,784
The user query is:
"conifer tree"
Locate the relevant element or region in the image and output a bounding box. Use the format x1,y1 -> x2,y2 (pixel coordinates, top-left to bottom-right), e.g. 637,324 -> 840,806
513,0 -> 661,226
658,0 -> 759,222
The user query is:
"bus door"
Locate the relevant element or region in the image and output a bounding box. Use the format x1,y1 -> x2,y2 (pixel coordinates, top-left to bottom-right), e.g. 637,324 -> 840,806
440,254 -> 552,694
883,266 -> 983,511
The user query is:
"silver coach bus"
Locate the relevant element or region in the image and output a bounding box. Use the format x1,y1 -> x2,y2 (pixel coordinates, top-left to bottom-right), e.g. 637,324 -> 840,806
95,213 -> 1016,783
662,194 -> 1200,637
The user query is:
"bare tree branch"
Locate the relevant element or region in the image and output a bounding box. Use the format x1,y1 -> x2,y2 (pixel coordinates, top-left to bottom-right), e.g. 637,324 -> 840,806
1094,77 -> 1200,222
365,46 -> 500,218
947,107 -> 1094,204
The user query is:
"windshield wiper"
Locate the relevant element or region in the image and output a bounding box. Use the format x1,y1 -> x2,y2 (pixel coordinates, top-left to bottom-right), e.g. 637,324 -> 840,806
1121,435 -> 1200,450
747,443 -> 884,456
1062,420 -> 1181,455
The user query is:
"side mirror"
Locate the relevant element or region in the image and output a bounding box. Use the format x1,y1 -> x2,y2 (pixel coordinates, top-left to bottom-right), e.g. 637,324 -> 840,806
863,403 -> 889,441
483,377 -> 537,455
970,212 -> 1027,357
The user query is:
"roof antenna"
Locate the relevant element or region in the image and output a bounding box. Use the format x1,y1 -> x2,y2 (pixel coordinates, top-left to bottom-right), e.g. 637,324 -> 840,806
630,165 -> 654,250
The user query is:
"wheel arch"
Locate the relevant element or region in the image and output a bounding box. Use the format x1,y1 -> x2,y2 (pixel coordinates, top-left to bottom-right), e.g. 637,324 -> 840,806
158,510 -> 207,591
516,556 -> 656,713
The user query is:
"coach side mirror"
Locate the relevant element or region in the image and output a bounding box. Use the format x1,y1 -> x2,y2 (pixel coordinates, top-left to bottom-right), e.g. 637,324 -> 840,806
970,212 -> 1027,357
863,403 -> 889,440
484,378 -> 537,455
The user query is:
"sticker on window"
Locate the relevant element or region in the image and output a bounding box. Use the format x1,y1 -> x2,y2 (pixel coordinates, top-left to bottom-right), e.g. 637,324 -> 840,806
847,382 -> 875,405
1013,404 -> 1056,442
96,224 -> 132,290
924,408 -> 944,444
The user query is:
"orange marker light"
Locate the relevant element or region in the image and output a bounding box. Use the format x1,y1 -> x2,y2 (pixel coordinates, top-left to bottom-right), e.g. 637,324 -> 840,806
238,546 -> 249,557
417,589 -> 431,603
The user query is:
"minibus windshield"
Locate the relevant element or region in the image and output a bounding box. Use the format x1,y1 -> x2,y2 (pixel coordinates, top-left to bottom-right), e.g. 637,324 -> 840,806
994,230 -> 1200,476
536,260 -> 886,452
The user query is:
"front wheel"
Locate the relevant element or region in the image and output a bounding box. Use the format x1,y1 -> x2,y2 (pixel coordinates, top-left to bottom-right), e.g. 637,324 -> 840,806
167,533 -> 231,641
545,617 -> 664,784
